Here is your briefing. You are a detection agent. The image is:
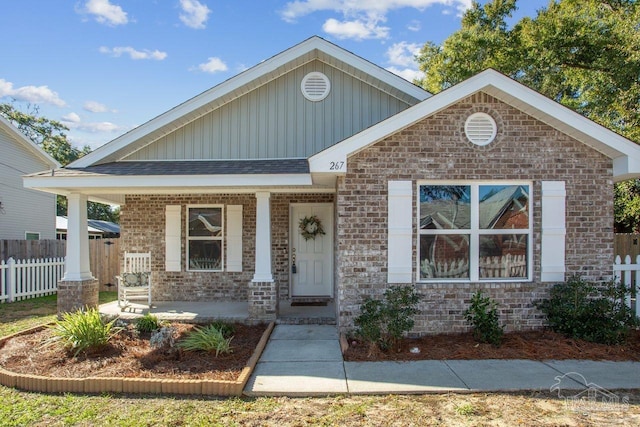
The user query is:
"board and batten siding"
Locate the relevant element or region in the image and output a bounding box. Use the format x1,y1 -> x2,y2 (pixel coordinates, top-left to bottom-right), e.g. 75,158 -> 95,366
127,60 -> 414,160
0,126 -> 56,240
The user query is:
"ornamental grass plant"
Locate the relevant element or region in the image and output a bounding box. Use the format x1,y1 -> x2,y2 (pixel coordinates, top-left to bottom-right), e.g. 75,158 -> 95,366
46,307 -> 122,356
177,323 -> 234,356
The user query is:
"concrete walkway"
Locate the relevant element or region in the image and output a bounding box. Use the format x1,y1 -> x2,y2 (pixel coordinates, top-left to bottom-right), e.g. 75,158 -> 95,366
244,325 -> 640,396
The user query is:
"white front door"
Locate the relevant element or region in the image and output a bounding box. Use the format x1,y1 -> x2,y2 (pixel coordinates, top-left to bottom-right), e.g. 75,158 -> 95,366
290,203 -> 334,297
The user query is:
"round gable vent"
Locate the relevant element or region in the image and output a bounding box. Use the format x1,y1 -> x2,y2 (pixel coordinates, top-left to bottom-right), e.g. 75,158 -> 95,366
301,72 -> 330,101
464,112 -> 497,146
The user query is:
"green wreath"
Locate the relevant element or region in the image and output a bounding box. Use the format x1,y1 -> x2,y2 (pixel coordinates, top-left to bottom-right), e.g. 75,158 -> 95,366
299,215 -> 326,241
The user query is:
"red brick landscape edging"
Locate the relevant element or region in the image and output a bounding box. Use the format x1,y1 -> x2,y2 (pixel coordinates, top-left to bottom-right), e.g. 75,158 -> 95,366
0,321 -> 274,396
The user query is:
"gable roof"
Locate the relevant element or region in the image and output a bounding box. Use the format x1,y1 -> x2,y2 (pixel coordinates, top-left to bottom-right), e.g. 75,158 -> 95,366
70,36 -> 430,169
0,115 -> 60,169
310,69 -> 640,182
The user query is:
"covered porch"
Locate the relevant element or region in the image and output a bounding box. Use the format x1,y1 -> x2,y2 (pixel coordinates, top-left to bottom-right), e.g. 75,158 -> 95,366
99,300 -> 336,325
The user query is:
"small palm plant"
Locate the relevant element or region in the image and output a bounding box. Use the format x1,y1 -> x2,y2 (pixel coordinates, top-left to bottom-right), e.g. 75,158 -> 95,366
46,308 -> 122,356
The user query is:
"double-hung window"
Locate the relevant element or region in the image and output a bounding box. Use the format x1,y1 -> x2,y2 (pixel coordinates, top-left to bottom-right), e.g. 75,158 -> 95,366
187,205 -> 224,271
418,182 -> 531,281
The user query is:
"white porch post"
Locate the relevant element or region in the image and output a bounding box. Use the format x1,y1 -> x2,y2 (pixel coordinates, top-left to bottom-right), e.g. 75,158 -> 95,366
249,191 -> 277,320
252,191 -> 273,283
57,193 -> 98,315
64,193 -> 94,281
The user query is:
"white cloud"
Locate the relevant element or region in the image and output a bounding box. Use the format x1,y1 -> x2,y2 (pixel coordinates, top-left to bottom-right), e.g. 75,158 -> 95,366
281,0 -> 473,39
196,57 -> 228,73
63,118 -> 123,133
407,19 -> 421,31
386,66 -> 424,83
179,0 -> 211,29
385,42 -> 423,82
282,0 -> 473,21
62,112 -> 81,123
83,100 -> 115,113
0,79 -> 66,107
81,0 -> 128,26
99,46 -> 168,60
322,17 -> 389,40
386,41 -> 421,67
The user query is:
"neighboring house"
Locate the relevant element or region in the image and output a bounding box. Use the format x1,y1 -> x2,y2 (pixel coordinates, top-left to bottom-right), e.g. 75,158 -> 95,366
56,216 -> 120,239
24,37 -> 640,333
0,115 -> 59,240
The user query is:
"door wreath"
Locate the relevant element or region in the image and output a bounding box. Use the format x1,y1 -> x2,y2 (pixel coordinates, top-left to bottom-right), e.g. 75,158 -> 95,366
299,215 -> 326,240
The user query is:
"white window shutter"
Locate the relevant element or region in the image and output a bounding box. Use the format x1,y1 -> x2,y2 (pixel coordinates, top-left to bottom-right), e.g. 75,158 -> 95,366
227,205 -> 243,272
165,205 -> 181,272
541,181 -> 566,282
388,181 -> 413,283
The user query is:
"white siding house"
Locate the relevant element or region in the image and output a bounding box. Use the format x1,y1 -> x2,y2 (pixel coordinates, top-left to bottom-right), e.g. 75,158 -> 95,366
0,115 -> 59,240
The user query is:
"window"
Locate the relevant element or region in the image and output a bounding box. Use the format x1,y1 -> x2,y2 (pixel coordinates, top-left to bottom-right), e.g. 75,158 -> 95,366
187,206 -> 223,271
25,232 -> 40,240
418,182 -> 531,281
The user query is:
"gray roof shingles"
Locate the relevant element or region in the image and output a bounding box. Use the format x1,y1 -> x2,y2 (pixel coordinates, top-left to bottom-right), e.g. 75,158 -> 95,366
34,159 -> 310,177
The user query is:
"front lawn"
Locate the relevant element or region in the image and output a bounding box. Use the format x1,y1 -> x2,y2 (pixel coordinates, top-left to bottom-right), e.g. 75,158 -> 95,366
0,292 -> 117,337
0,292 -> 638,426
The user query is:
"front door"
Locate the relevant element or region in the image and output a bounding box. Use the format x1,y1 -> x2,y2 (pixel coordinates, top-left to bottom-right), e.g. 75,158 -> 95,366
290,203 -> 334,297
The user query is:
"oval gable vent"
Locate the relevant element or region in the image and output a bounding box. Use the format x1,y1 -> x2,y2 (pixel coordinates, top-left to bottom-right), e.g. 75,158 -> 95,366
301,72 -> 330,101
464,112 -> 497,146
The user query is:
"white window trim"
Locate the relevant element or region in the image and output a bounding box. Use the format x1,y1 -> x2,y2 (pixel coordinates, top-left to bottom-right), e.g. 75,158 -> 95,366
416,180 -> 533,283
186,204 -> 225,272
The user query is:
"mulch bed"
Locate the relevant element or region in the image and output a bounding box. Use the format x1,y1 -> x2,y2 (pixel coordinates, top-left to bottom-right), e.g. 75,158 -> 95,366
343,329 -> 640,362
0,323 -> 267,381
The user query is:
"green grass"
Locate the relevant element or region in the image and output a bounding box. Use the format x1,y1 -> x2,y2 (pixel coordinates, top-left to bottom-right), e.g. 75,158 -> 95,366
0,291 -> 118,338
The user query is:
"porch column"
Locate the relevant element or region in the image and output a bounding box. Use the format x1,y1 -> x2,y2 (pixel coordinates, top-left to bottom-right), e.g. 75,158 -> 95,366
249,191 -> 277,320
57,193 -> 99,315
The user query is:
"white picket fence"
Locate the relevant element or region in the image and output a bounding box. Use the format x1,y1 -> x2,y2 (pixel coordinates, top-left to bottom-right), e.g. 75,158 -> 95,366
421,254 -> 528,279
613,255 -> 640,318
0,257 -> 65,303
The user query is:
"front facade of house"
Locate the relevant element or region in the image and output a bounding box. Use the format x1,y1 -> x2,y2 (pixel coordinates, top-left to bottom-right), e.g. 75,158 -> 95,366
0,115 -> 59,241
24,37 -> 640,333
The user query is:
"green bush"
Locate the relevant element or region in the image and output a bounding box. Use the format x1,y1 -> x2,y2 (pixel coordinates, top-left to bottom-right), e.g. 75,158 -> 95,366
464,291 -> 504,346
47,308 -> 121,356
536,274 -> 638,344
177,324 -> 234,356
209,321 -> 235,338
354,285 -> 420,352
135,313 -> 162,333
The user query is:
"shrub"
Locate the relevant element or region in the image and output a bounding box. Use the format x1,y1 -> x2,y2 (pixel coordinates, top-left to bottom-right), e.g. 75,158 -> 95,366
209,321 -> 235,338
177,324 -> 234,356
536,274 -> 638,344
47,308 -> 121,356
464,291 -> 504,346
135,313 -> 162,333
354,285 -> 420,352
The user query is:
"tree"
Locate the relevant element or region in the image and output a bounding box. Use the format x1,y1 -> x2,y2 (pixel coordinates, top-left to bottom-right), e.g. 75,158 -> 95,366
416,0 -> 640,231
0,102 -> 119,223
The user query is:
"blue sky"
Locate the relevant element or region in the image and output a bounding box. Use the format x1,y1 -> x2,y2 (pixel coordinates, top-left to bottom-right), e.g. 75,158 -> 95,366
1,0 -> 549,150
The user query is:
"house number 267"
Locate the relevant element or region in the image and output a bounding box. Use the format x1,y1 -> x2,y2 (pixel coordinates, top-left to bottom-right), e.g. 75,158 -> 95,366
329,161 -> 344,171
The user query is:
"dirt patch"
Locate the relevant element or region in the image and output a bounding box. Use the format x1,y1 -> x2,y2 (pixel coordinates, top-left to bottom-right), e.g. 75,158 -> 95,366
344,329 -> 640,362
0,323 -> 267,381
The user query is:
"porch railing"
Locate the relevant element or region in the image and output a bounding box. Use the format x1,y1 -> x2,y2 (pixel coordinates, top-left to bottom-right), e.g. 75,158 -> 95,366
0,257 -> 65,302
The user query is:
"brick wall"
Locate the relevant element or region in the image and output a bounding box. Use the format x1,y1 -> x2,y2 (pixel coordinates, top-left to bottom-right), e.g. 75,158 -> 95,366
121,193 -> 333,302
336,92 -> 614,335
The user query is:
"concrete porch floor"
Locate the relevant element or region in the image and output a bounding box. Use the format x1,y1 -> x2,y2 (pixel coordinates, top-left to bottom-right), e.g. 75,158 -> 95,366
99,300 -> 336,325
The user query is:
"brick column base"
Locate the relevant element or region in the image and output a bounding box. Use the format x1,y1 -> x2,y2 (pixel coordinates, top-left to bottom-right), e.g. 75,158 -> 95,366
248,281 -> 278,321
57,278 -> 99,316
